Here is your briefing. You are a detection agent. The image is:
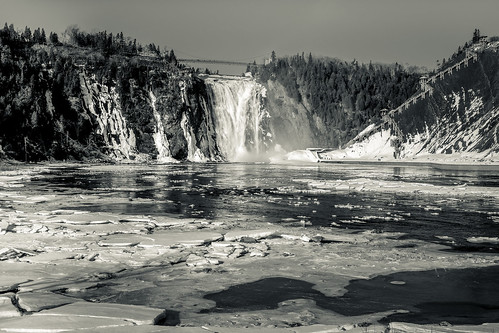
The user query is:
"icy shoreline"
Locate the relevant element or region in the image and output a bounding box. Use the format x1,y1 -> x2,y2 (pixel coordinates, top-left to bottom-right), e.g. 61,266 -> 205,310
0,164 -> 498,332
284,150 -> 499,169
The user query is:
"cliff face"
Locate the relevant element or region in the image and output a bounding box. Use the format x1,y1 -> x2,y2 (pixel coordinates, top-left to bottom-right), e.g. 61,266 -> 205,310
75,71 -> 230,162
79,72 -> 137,160
179,77 -> 223,162
0,43 -> 229,162
327,48 -> 499,161
264,80 -> 316,151
397,50 -> 499,157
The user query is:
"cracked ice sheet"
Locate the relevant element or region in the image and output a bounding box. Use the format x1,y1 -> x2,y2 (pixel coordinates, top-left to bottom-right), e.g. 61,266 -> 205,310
293,177 -> 499,198
1,164 -> 499,332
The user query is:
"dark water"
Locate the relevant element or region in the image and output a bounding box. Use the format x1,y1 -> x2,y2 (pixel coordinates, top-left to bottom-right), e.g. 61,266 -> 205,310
202,266 -> 499,325
31,162 -> 499,251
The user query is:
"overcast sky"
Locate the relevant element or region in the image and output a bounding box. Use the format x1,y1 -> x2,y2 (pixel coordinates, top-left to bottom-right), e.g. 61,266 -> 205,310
2,0 -> 499,69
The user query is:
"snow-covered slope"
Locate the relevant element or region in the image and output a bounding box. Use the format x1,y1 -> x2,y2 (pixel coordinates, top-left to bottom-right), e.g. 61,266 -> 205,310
321,48 -> 499,163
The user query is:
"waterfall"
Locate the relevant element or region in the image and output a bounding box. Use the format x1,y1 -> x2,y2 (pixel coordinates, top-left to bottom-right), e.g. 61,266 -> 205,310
204,77 -> 266,161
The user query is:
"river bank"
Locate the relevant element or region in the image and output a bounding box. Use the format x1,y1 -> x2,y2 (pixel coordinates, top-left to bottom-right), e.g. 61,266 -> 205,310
1,163 -> 499,332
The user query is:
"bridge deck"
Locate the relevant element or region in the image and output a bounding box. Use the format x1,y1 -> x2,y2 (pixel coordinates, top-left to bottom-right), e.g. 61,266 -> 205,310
178,59 -> 250,66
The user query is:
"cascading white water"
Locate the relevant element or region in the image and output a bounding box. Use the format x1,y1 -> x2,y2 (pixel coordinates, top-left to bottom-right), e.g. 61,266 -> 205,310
204,77 -> 266,161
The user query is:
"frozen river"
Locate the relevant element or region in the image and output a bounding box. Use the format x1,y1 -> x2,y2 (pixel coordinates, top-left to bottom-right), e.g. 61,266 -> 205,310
31,162 -> 499,252
2,161 -> 499,328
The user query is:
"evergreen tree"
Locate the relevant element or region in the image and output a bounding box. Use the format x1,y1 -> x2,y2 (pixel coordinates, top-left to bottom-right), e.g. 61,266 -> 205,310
49,32 -> 59,45
33,28 -> 41,43
41,28 -> 46,43
132,39 -> 137,54
169,50 -> 177,64
8,23 -> 16,40
473,28 -> 481,43
22,26 -> 32,42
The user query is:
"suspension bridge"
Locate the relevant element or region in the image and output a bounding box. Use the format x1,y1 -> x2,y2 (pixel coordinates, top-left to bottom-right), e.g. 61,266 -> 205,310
177,58 -> 253,66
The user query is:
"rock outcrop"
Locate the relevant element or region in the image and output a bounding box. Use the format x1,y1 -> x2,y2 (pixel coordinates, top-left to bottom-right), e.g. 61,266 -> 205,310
79,72 -> 138,160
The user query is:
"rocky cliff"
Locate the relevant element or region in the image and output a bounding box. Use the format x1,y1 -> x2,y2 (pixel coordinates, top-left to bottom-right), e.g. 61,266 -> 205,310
0,41 -> 231,162
79,72 -> 137,160
320,46 -> 499,162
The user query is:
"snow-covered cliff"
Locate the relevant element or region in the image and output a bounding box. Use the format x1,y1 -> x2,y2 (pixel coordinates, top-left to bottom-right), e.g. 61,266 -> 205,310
319,49 -> 499,162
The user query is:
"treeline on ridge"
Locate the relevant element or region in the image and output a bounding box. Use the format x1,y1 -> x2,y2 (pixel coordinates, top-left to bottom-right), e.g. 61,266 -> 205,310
248,53 -> 421,146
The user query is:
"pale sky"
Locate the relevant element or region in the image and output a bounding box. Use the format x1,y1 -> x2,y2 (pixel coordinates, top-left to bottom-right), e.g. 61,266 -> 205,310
2,0 -> 499,69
